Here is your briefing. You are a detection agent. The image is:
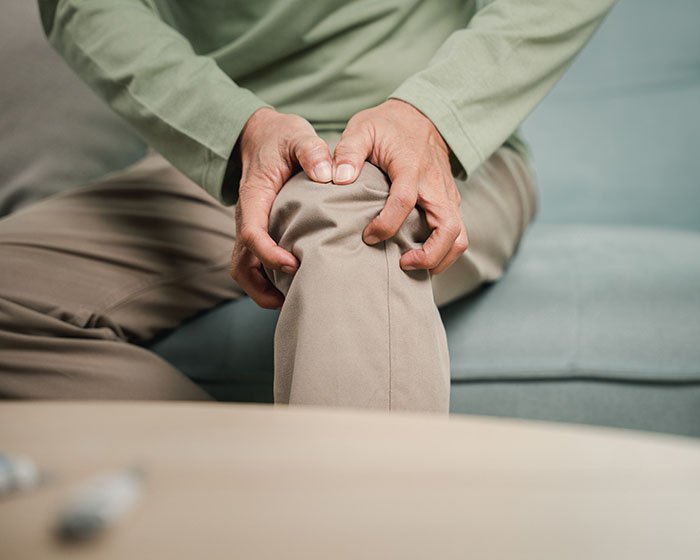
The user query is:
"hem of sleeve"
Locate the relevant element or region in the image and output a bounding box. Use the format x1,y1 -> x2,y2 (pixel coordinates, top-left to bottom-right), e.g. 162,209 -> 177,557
389,78 -> 484,179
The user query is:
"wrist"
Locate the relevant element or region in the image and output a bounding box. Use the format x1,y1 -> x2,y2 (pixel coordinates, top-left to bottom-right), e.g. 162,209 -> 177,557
240,107 -> 277,146
384,99 -> 450,158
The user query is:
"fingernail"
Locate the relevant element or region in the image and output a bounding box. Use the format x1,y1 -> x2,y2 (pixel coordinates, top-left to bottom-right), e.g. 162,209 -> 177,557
313,162 -> 332,183
402,264 -> 417,271
334,164 -> 355,184
364,233 -> 380,245
281,265 -> 297,275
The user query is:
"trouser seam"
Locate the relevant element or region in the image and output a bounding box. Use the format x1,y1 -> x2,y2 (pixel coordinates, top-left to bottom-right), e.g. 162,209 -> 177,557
383,239 -> 393,411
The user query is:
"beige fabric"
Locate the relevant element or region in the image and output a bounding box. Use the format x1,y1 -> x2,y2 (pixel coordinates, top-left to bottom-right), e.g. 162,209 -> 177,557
0,146 -> 536,411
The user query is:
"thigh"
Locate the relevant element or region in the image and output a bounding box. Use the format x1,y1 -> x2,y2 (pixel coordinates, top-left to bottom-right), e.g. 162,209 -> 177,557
0,150 -> 244,343
431,146 -> 539,307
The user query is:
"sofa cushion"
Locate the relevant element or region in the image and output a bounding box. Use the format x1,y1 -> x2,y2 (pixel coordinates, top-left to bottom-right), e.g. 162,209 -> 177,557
151,224 -> 700,397
443,224 -> 700,382
0,1 -> 145,216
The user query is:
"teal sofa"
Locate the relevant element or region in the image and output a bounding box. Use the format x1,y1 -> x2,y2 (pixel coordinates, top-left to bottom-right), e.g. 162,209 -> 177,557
2,1 -> 698,436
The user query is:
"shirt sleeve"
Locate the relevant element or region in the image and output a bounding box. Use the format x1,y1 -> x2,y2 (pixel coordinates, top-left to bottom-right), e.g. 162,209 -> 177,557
38,0 -> 270,202
389,0 -> 617,178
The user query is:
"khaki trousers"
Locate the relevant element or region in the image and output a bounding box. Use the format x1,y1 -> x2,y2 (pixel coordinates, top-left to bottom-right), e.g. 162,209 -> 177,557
0,144 -> 537,413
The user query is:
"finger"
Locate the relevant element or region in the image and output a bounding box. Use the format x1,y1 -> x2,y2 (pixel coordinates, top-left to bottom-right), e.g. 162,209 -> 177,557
400,212 -> 462,271
332,122 -> 373,184
362,178 -> 417,244
240,225 -> 299,273
231,251 -> 285,309
290,134 -> 333,183
243,266 -> 286,309
430,228 -> 469,275
238,185 -> 299,272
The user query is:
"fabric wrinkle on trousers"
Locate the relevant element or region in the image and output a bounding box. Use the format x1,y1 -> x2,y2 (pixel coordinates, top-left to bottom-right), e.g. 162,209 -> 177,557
0,145 -> 537,412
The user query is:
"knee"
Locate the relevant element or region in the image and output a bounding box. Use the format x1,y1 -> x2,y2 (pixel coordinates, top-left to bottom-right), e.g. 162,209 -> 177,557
268,162 -> 428,259
269,162 -> 389,248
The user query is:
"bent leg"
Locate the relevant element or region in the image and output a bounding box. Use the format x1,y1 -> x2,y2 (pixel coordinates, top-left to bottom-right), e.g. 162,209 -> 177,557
266,163 -> 450,413
0,152 -> 243,399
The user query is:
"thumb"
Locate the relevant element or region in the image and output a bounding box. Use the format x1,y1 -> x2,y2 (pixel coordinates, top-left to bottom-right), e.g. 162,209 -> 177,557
289,133 -> 333,183
332,122 -> 373,184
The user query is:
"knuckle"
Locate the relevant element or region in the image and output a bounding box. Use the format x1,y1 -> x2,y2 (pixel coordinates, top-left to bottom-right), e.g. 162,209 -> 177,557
372,220 -> 396,238
229,258 -> 244,281
239,227 -> 258,247
425,256 -> 442,269
444,220 -> 462,237
336,131 -> 370,160
416,248 -> 440,269
334,142 -> 359,162
455,239 -> 469,253
393,192 -> 416,211
238,180 -> 253,193
416,188 -> 443,207
403,156 -> 422,174
300,136 -> 325,158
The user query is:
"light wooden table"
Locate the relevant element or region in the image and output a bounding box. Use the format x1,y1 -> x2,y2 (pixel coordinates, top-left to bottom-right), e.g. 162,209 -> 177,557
1,402 -> 699,559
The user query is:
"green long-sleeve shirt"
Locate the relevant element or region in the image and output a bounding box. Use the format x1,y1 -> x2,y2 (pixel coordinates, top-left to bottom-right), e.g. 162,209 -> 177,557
38,0 -> 615,203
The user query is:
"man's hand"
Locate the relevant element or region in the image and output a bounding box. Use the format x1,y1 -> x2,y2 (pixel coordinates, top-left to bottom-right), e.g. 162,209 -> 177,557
230,107 -> 333,308
333,99 -> 468,274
